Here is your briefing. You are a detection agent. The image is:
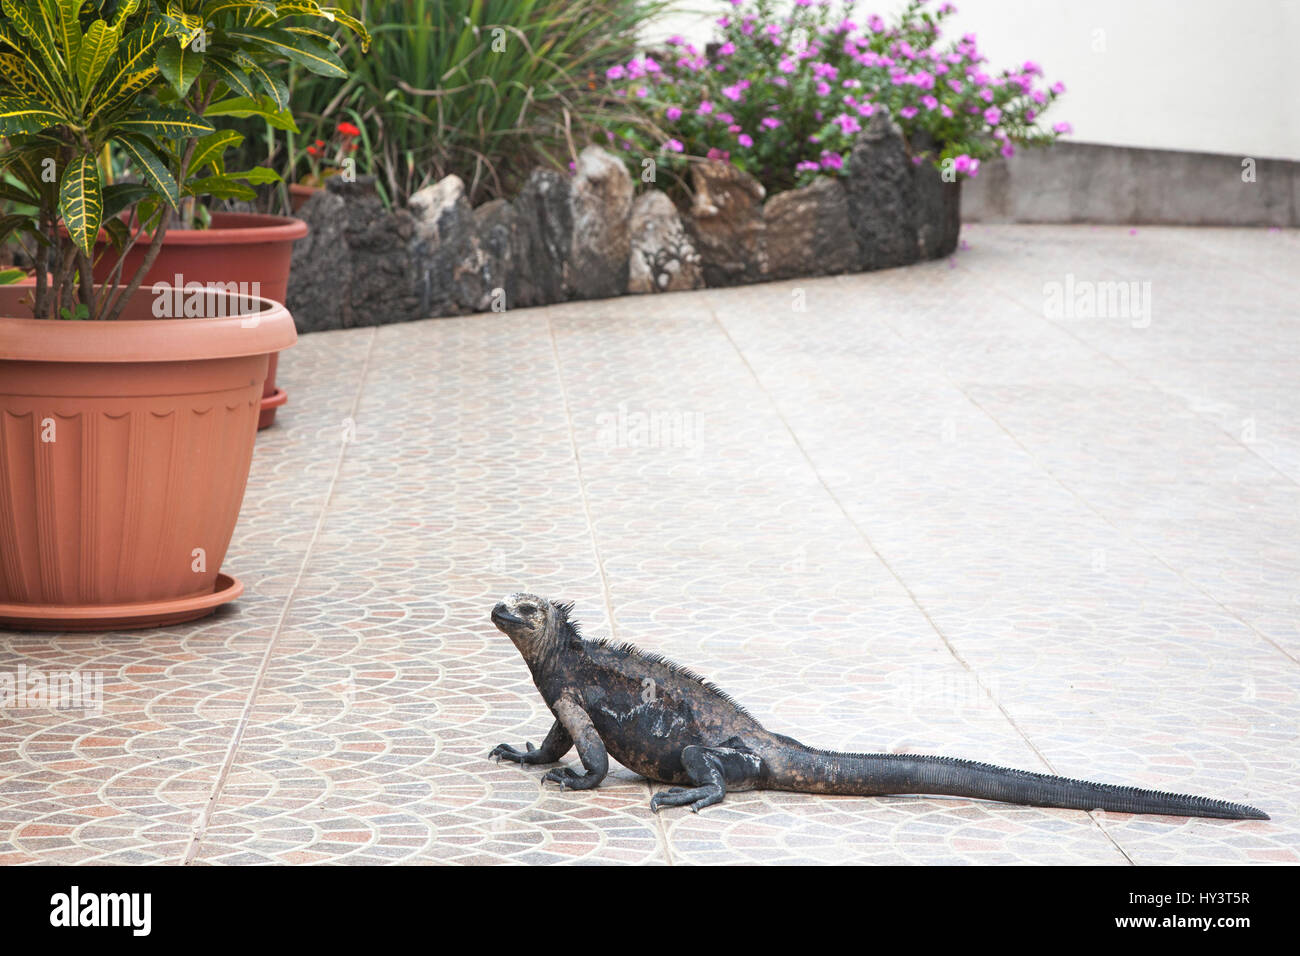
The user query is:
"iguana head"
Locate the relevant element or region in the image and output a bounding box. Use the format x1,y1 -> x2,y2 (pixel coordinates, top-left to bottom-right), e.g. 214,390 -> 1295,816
491,592 -> 572,659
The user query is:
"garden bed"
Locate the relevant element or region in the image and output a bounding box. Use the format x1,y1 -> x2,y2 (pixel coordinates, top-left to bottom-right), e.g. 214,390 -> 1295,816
287,113 -> 960,331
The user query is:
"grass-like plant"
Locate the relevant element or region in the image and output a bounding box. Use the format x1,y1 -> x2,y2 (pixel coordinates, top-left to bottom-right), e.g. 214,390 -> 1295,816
266,0 -> 663,206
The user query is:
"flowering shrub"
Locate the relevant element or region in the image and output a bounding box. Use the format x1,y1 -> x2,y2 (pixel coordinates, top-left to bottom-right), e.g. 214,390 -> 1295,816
603,0 -> 1069,193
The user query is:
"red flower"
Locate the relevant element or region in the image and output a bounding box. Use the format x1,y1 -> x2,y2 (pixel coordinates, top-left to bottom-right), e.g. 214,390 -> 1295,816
306,145 -> 320,157
314,139 -> 326,147
337,121 -> 361,138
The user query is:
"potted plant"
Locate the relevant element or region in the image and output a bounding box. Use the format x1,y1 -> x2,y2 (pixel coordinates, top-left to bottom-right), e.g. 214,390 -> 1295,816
0,0 -> 364,630
289,117 -> 362,211
78,3 -> 369,428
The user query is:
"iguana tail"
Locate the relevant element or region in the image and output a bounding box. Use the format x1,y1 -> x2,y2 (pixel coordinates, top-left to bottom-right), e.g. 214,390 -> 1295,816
770,748 -> 1268,820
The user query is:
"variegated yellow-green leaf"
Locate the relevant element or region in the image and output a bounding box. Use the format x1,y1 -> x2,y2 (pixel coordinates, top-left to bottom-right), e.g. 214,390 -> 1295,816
185,173 -> 256,201
75,20 -> 119,97
92,19 -> 166,113
3,0 -> 64,79
203,94 -> 296,131
225,26 -> 346,77
119,105 -> 214,138
102,181 -> 154,219
53,0 -> 83,67
156,37 -> 202,96
0,94 -> 65,134
226,166 -> 279,185
321,7 -> 371,52
114,134 -> 180,209
111,0 -> 142,30
206,55 -> 257,98
232,50 -> 287,110
59,153 -> 103,256
91,67 -> 158,119
0,51 -> 44,97
188,128 -> 243,175
201,0 -> 273,19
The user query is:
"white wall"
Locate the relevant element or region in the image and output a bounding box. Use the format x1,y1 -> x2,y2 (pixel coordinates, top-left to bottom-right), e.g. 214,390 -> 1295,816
649,0 -> 1300,161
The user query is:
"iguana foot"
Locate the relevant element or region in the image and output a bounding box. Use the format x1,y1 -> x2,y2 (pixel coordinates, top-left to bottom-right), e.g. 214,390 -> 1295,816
541,766 -> 602,790
650,785 -> 724,814
489,742 -> 541,764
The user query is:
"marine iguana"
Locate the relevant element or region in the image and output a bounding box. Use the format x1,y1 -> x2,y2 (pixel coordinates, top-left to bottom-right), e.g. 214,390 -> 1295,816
488,594 -> 1268,819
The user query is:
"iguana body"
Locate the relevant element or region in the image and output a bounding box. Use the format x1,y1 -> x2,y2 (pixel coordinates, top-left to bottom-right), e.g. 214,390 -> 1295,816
489,594 -> 1268,819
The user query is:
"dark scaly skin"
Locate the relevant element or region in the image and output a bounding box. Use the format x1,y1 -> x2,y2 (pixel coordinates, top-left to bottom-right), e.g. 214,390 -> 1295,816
488,594 -> 1269,820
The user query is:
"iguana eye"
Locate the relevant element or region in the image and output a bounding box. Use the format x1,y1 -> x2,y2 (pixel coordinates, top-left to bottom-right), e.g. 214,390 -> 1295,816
518,604 -> 537,616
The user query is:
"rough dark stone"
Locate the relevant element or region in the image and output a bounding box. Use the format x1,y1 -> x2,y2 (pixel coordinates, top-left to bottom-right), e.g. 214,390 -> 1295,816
511,168 -> 573,308
287,175 -> 420,331
763,177 -> 863,280
568,146 -> 633,299
409,174 -> 489,315
627,191 -> 703,294
683,161 -> 766,286
474,198 -> 519,311
910,131 -> 962,259
844,113 -> 920,270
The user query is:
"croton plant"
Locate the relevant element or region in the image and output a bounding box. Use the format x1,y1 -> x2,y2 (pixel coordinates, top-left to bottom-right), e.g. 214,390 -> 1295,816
0,0 -> 368,321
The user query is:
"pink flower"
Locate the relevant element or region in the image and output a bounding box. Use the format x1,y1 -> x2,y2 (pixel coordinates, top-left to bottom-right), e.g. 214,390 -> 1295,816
662,139 -> 684,153
779,57 -> 796,74
795,160 -> 820,173
605,65 -> 625,80
820,150 -> 844,171
722,83 -> 745,102
984,106 -> 1002,125
922,95 -> 939,110
706,147 -> 730,161
816,81 -> 831,96
717,112 -> 734,124
1051,81 -> 1066,94
760,116 -> 782,130
940,104 -> 953,117
635,87 -> 648,98
899,105 -> 919,119
665,105 -> 682,121
718,42 -> 736,55
737,133 -> 753,147
697,100 -> 713,115
833,113 -> 862,134
1052,121 -> 1072,134
1000,142 -> 1015,158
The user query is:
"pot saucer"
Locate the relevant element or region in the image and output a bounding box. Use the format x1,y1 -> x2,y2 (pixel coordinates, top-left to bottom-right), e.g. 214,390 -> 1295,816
0,573 -> 243,632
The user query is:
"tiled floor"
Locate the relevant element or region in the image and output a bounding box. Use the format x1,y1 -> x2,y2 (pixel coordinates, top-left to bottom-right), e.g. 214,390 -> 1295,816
1,224 -> 1297,864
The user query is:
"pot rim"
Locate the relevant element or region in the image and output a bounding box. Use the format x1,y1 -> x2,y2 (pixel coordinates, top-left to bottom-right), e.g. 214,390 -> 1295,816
0,289 -> 297,363
91,211 -> 308,246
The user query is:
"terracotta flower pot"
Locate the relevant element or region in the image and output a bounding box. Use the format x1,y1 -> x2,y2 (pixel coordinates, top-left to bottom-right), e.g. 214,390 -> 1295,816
289,183 -> 322,213
0,285 -> 296,631
93,212 -> 307,429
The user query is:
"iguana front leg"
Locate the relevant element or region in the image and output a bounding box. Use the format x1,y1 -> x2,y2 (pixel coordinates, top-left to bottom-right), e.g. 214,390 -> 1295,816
489,719 -> 573,765
539,696 -> 608,791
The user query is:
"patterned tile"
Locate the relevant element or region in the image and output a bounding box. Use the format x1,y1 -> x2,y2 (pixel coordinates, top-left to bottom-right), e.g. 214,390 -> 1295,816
2,224 -> 1296,864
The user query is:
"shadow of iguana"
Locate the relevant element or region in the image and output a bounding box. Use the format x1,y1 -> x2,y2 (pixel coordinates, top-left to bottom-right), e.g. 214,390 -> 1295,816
488,593 -> 1268,819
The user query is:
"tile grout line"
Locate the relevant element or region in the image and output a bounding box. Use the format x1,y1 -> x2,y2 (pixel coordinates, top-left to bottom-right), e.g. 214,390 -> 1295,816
711,301 -> 1136,866
948,246 -> 1300,669
544,314 -> 676,866
178,326 -> 381,865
